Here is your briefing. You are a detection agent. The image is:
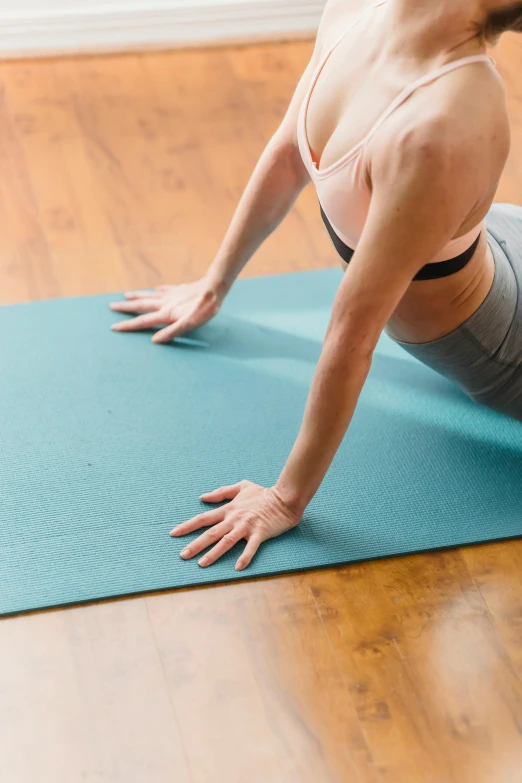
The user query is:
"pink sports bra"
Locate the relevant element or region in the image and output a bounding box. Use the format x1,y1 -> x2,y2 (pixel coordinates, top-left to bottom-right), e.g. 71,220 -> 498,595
296,0 -> 497,269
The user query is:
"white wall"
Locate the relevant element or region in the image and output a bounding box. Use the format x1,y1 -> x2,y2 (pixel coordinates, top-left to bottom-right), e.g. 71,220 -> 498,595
0,0 -> 138,7
0,0 -> 323,59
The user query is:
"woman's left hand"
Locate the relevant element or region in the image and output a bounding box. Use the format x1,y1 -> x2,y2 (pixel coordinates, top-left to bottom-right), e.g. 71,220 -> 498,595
170,480 -> 303,571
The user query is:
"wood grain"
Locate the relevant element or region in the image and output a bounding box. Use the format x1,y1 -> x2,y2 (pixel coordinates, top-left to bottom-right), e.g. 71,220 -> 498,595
0,33 -> 521,783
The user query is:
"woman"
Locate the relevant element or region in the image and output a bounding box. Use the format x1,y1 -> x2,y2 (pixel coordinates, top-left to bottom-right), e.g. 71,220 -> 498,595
110,0 -> 522,571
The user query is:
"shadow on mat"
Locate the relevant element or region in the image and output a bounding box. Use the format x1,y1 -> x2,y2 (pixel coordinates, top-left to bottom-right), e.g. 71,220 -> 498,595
157,314 -> 324,364
138,313 -> 522,443
368,355 -> 522,438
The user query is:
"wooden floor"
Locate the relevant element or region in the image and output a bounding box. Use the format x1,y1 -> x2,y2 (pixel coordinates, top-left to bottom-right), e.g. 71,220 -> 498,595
1,32 -> 522,783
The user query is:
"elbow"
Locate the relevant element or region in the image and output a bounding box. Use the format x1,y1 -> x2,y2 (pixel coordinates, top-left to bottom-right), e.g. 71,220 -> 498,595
325,318 -> 377,367
323,325 -> 375,375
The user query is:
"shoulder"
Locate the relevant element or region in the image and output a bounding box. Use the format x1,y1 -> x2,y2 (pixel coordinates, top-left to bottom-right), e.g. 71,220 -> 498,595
368,58 -> 510,189
315,0 -> 370,54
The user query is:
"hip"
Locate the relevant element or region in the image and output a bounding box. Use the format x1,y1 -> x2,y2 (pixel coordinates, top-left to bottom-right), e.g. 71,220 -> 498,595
389,202 -> 522,420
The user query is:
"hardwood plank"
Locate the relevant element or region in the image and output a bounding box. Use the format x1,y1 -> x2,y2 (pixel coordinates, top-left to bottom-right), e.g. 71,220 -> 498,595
310,553 -> 522,783
78,51 -> 231,263
2,58 -> 128,296
147,576 -> 380,783
0,73 -> 57,304
0,600 -> 191,782
462,540 -> 522,674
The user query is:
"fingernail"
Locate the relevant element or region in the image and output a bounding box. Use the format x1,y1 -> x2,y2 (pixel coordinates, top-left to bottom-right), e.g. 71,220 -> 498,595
170,526 -> 179,536
198,556 -> 208,567
180,548 -> 190,558
235,561 -> 243,571
111,324 -> 120,330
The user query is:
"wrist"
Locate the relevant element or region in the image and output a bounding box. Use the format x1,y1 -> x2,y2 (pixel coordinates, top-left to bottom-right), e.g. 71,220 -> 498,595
272,481 -> 308,521
204,268 -> 233,302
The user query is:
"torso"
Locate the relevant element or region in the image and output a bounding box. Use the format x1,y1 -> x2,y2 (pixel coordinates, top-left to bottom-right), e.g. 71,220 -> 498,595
304,0 -> 509,344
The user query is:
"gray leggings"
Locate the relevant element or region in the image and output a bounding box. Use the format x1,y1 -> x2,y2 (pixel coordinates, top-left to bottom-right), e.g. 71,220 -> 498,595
392,202 -> 522,422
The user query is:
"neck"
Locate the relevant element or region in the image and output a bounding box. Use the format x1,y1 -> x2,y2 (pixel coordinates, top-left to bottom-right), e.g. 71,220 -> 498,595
384,0 -> 513,58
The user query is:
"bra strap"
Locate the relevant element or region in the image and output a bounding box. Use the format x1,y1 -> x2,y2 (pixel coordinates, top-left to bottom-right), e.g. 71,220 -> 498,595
314,0 -> 388,77
362,54 -> 496,147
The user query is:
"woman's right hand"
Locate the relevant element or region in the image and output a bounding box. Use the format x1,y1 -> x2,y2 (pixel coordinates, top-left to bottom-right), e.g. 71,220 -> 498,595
110,278 -> 225,343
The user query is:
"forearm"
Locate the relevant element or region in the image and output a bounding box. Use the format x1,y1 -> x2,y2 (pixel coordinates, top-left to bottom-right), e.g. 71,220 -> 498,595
275,333 -> 372,514
205,135 -> 307,298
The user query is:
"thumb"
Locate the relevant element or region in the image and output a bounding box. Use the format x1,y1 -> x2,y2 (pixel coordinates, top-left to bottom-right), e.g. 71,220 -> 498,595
200,482 -> 245,502
151,317 -> 193,344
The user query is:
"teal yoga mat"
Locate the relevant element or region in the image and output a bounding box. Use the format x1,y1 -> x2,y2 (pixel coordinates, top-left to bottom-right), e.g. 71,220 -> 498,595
1,267 -> 521,615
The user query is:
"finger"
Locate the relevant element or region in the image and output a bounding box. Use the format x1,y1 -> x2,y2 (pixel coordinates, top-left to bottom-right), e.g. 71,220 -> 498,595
111,311 -> 165,332
170,506 -> 226,537
179,520 -> 233,560
235,534 -> 262,571
124,290 -> 162,300
109,299 -> 162,314
197,526 -> 245,567
199,483 -> 245,503
151,317 -> 193,344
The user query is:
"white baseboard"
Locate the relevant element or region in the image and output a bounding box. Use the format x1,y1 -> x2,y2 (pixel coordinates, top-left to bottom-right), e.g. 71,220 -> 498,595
0,0 -> 323,59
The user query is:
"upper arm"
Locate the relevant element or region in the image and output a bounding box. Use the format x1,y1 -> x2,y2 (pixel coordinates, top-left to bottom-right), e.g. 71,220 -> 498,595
325,112 -> 503,356
273,54 -> 320,152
